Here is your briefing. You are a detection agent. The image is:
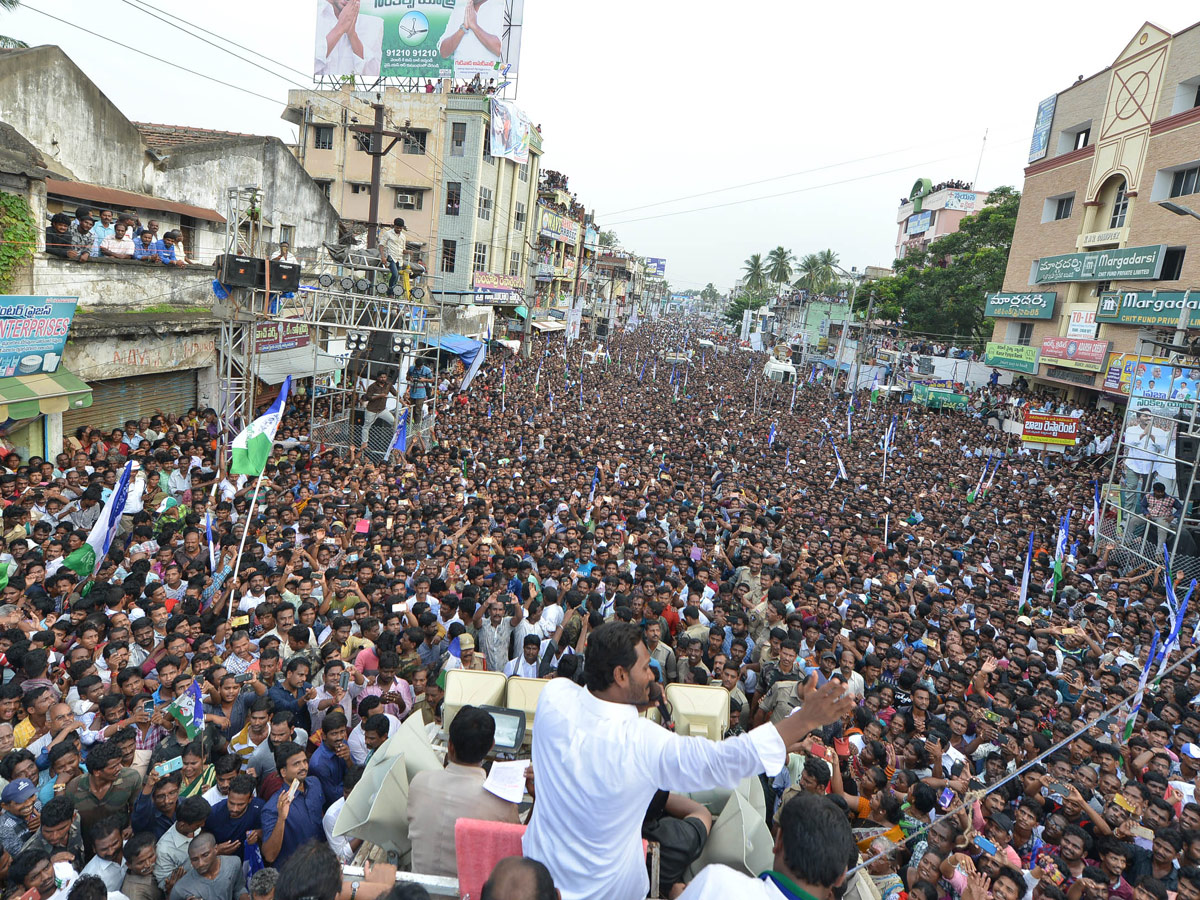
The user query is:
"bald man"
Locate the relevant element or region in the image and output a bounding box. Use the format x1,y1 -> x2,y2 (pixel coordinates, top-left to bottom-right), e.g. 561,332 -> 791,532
169,833 -> 249,900
482,858 -> 559,900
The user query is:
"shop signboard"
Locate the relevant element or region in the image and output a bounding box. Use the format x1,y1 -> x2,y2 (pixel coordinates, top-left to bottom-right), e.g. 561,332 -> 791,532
984,292 -> 1056,320
906,210 -> 932,235
1066,310 -> 1097,338
254,321 -> 312,354
1028,94 -> 1057,163
985,342 -> 1039,374
1032,245 -> 1166,284
1038,337 -> 1109,372
0,296 -> 78,376
1096,290 -> 1196,327
1022,412 -> 1080,446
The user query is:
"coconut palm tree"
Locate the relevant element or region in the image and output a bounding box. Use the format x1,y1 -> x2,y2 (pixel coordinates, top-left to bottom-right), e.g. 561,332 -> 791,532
794,250 -> 840,297
0,0 -> 26,49
766,246 -> 793,292
742,253 -> 767,292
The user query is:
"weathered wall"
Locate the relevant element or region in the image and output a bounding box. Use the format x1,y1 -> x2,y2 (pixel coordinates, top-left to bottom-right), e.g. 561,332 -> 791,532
32,256 -> 213,312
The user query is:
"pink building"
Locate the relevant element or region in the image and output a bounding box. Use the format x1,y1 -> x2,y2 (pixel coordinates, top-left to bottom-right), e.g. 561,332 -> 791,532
894,178 -> 991,261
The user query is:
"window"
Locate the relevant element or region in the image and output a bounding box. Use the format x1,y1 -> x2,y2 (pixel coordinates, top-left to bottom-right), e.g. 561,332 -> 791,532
1074,128 -> 1091,151
1094,280 -> 1111,296
1016,323 -> 1035,347
394,189 -> 422,210
313,126 -> 334,150
477,186 -> 492,221
519,161 -> 529,182
509,251 -> 521,277
1171,166 -> 1200,199
1161,247 -> 1186,281
450,122 -> 466,157
354,133 -> 372,153
515,201 -> 526,233
441,239 -> 457,273
1054,196 -> 1074,220
314,180 -> 332,198
403,131 -> 427,155
279,224 -> 295,247
445,182 -> 461,216
483,128 -> 493,163
1196,83 -> 1200,109
473,242 -> 487,272
1109,181 -> 1129,229
350,183 -> 367,195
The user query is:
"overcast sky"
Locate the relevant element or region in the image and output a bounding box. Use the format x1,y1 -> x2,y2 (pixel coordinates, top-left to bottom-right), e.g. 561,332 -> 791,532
5,1 -> 1197,292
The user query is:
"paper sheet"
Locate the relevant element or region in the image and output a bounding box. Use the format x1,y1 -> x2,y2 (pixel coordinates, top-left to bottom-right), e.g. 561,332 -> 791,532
484,759 -> 529,804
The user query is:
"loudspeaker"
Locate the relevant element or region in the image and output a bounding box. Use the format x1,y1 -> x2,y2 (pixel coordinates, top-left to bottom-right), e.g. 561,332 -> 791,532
1179,434 -> 1200,464
215,254 -> 264,287
268,260 -> 300,288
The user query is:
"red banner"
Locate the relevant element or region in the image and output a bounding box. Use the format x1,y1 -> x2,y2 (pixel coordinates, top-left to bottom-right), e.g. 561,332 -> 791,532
1038,337 -> 1110,371
1022,412 -> 1080,445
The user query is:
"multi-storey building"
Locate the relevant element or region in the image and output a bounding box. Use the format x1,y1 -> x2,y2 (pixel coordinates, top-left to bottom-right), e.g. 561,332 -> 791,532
894,178 -> 992,260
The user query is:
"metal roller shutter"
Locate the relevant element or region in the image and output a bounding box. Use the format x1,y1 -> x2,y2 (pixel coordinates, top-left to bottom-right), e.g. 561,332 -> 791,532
63,371 -> 199,436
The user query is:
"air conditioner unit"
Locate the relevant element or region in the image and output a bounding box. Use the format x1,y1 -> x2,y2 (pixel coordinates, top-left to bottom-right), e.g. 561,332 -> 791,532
396,193 -> 416,206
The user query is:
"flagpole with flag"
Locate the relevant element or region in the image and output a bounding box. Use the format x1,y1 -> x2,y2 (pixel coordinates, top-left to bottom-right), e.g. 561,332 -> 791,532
1124,632 -> 1160,741
1091,479 -> 1102,551
63,460 -> 136,582
967,458 -> 988,504
390,408 -> 410,460
1016,529 -> 1035,613
1051,510 -> 1071,601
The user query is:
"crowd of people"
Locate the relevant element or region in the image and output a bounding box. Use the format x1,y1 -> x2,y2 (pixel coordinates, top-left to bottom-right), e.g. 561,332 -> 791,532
44,208 -> 191,266
0,316 -> 1190,900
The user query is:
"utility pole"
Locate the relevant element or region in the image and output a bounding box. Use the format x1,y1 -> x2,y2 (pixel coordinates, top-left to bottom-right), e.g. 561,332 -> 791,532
348,101 -> 409,250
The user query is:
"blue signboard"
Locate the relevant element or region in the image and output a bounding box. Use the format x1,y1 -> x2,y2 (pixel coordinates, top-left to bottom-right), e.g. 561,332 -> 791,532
905,210 -> 932,235
646,258 -> 667,277
0,297 -> 78,377
1028,94 -> 1057,163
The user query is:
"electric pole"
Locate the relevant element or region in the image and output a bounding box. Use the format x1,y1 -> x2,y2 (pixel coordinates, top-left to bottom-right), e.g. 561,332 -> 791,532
348,102 -> 410,250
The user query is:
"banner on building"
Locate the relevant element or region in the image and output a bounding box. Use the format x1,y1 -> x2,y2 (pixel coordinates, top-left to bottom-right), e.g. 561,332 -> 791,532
539,208 -> 580,245
1028,94 -> 1057,163
0,296 -> 78,377
313,0 -> 524,82
646,258 -> 666,277
1032,245 -> 1167,284
489,98 -> 532,164
984,342 -> 1040,374
1096,290 -> 1197,327
1066,310 -> 1097,338
473,271 -> 524,292
943,191 -> 978,211
565,306 -> 582,343
254,321 -> 312,354
906,210 -> 932,235
1038,337 -> 1110,372
1099,353 -> 1200,412
984,292 -> 1056,320
1022,412 -> 1080,446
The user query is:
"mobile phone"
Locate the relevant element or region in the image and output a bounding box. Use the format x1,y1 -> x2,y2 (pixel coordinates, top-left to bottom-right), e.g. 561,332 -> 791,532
234,673 -> 254,684
1050,783 -> 1072,797
142,700 -> 154,715
938,788 -> 955,808
1062,627 -> 1075,635
392,602 -> 406,613
1114,793 -> 1136,813
155,756 -> 183,777
1129,824 -> 1154,840
974,836 -> 997,855
288,779 -> 299,800
339,671 -> 350,691
1043,861 -> 1064,886
982,710 -> 1002,724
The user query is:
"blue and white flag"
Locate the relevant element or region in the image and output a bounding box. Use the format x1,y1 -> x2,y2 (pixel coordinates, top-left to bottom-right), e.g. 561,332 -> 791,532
768,422 -> 777,446
390,408 -> 409,454
1091,479 -> 1102,541
1017,529 -> 1035,613
205,512 -> 218,572
1125,632 -> 1160,740
789,380 -> 797,412
588,465 -> 600,504
63,460 -> 134,578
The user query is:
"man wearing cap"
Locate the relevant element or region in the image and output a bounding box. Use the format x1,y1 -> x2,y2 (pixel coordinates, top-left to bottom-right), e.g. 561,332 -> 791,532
0,778 -> 40,855
443,633 -> 486,672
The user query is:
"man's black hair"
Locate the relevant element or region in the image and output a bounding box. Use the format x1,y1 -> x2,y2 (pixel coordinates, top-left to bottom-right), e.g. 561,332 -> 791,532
777,793 -> 856,888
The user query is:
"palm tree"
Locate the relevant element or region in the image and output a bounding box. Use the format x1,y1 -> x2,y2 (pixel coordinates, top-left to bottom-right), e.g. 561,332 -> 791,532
0,0 -> 26,49
766,246 -> 793,293
742,253 -> 766,292
701,283 -> 720,304
794,249 -> 839,297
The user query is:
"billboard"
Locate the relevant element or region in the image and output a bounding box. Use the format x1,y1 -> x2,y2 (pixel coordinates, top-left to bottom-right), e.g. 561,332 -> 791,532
1032,245 -> 1167,284
0,297 -> 77,377
1028,94 -> 1057,163
313,0 -> 524,81
646,258 -> 666,277
984,292 -> 1056,320
943,191 -> 978,211
1022,412 -> 1080,446
254,321 -> 312,354
1038,337 -> 1109,372
985,342 -> 1039,374
489,98 -> 531,164
906,210 -> 932,235
1096,290 -> 1198,327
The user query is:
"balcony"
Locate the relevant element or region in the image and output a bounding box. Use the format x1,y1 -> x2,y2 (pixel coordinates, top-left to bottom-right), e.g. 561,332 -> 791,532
32,254 -> 215,313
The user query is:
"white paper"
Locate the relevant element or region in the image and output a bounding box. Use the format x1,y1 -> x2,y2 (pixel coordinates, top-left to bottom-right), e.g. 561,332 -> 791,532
483,759 -> 529,804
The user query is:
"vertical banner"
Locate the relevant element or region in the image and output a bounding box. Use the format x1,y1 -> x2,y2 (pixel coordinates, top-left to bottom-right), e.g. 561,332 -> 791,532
489,98 -> 532,163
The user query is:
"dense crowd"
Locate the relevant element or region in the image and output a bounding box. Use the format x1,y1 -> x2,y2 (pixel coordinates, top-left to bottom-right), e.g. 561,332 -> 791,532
0,316 -> 1191,900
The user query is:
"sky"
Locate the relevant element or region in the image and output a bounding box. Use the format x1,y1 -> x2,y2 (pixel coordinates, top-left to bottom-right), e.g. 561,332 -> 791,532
4,0 -> 1198,293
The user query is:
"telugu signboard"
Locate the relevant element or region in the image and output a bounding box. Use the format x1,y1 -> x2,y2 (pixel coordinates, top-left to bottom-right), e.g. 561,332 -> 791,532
1022,412 -> 1080,446
254,321 -> 312,354
943,191 -> 978,211
1028,94 -> 1057,163
1032,245 -> 1167,284
1038,337 -> 1109,371
906,210 -> 933,235
0,296 -> 77,377
489,98 -> 531,164
1096,290 -> 1195,327
985,341 -> 1040,374
1099,353 -> 1200,412
313,0 -> 525,82
473,271 -> 525,292
985,292 -> 1057,320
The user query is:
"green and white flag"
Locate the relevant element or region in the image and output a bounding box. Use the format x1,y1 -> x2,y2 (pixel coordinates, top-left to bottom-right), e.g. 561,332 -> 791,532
230,377 -> 291,476
63,461 -> 135,578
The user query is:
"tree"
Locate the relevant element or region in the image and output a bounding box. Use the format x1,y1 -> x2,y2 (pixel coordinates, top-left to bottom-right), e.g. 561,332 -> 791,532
794,250 -> 838,296
742,253 -> 767,292
598,230 -> 618,249
0,0 -> 25,49
701,283 -> 720,304
724,291 -> 768,327
766,246 -> 794,292
867,187 -> 1021,343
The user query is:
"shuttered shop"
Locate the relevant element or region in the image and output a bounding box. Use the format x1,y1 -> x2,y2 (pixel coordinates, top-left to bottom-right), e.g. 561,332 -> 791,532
63,371 -> 198,435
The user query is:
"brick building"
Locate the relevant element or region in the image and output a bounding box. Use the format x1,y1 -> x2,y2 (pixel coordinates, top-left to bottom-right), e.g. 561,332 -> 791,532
987,21 -> 1200,406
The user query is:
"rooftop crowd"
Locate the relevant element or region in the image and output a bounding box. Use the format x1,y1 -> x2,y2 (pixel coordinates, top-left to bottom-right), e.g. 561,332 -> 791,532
0,316 -> 1188,900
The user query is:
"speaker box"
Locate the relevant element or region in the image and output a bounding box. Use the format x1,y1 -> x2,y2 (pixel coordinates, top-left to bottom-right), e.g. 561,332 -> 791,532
1179,434 -> 1200,464
216,254 -> 264,287
268,260 -> 300,288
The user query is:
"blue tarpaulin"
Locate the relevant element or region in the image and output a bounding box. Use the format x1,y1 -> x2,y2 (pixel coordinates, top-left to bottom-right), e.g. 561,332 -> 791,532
421,335 -> 487,391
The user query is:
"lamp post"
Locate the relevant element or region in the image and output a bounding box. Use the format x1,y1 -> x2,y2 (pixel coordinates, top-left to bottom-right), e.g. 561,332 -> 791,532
1159,200 -> 1200,221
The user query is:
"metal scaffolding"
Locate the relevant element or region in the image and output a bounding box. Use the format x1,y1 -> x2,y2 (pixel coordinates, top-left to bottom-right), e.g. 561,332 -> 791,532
1096,334 -> 1200,580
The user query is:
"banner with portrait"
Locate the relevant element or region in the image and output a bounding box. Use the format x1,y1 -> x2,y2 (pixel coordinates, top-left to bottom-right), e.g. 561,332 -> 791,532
489,98 -> 532,163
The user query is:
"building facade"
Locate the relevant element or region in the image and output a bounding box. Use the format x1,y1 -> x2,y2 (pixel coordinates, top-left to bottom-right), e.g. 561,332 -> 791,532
988,21 -> 1200,405
895,179 -> 991,260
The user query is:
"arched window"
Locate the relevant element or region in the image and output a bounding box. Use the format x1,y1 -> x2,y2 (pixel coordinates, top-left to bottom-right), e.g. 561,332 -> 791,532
1109,179 -> 1129,229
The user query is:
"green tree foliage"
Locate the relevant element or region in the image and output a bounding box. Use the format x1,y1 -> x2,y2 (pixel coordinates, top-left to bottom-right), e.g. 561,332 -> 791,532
742,254 -> 767,292
0,0 -> 25,49
861,187 -> 1020,342
724,291 -> 768,327
701,283 -> 720,303
794,250 -> 839,295
766,246 -> 793,290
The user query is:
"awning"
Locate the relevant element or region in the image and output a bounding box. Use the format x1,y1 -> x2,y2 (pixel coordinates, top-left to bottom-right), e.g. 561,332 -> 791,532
513,306 -> 529,319
0,369 -> 92,419
253,345 -> 347,385
45,179 -> 225,224
532,320 -> 566,332
421,334 -> 486,391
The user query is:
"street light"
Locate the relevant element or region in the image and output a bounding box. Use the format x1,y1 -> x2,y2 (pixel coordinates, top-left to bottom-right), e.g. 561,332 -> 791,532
1159,200 -> 1200,221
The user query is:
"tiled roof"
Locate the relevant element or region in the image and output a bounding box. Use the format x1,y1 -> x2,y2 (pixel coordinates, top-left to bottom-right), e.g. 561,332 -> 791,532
135,122 -> 262,152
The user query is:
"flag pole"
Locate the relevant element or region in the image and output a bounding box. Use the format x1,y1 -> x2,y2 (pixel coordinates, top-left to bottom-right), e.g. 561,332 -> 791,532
227,469 -> 267,621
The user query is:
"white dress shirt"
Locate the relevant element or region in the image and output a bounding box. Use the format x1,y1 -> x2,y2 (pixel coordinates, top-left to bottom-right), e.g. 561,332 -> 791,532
522,677 -> 786,900
678,866 -> 785,899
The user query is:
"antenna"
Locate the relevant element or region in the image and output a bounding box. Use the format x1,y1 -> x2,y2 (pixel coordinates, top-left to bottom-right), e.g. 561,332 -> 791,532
973,128 -> 988,189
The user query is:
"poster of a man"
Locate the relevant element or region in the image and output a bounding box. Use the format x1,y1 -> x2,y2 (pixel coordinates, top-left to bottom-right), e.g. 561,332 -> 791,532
439,0 -> 505,73
315,0 -> 383,78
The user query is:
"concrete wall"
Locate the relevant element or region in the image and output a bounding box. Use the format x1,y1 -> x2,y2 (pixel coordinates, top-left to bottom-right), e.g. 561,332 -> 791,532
0,47 -> 150,191
33,256 -> 213,312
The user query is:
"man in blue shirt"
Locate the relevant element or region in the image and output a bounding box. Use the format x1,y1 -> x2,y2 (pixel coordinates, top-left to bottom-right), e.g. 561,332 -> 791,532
267,658 -> 314,734
308,711 -> 351,805
205,774 -> 263,860
148,231 -> 186,268
408,360 -> 433,424
260,741 -> 325,871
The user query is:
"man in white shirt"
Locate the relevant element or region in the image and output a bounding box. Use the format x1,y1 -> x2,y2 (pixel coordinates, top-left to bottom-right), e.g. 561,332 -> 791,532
1122,408 -> 1167,513
503,635 -> 542,678
679,791 -> 856,899
521,622 -> 853,900
438,0 -> 505,72
314,0 -> 383,78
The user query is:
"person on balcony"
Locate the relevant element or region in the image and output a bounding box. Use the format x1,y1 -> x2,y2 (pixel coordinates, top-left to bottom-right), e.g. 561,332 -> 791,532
100,223 -> 136,259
